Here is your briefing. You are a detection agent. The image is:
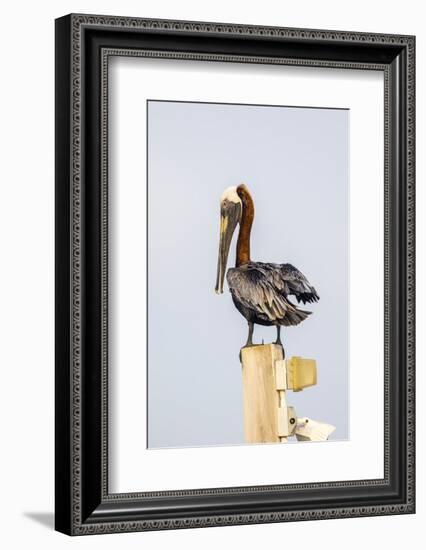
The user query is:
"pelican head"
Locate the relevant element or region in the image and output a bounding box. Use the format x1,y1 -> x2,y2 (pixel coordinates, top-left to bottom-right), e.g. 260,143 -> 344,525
215,186 -> 242,294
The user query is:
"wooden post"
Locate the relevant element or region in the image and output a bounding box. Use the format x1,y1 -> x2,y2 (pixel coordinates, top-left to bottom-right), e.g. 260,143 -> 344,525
241,344 -> 283,444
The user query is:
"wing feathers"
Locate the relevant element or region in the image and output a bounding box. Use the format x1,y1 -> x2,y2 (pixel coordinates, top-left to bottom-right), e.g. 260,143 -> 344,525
227,262 -> 316,326
279,263 -> 320,304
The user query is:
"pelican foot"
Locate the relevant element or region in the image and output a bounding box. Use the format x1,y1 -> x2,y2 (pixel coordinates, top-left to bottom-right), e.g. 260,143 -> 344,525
274,341 -> 285,358
274,326 -> 285,357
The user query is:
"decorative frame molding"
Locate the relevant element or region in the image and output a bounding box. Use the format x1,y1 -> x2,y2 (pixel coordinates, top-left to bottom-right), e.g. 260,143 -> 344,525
55,14 -> 415,535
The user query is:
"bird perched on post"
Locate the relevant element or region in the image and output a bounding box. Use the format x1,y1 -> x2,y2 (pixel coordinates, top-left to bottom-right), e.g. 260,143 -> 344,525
215,184 -> 319,351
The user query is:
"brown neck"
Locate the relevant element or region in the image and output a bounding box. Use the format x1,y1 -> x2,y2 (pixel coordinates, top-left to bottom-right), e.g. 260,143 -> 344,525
236,185 -> 254,267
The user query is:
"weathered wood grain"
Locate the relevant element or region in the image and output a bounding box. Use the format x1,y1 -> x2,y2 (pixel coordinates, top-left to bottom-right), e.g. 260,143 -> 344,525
241,344 -> 283,444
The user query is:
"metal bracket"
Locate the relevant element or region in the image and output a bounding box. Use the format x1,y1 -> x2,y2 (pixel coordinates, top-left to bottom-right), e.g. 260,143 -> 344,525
274,356 -> 335,442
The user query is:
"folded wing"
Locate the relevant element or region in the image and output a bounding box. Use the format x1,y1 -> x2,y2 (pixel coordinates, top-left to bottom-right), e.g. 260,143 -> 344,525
227,262 -> 316,326
279,263 -> 320,305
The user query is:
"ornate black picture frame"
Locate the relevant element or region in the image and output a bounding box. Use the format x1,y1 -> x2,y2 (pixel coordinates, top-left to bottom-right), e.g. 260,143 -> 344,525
55,14 -> 415,535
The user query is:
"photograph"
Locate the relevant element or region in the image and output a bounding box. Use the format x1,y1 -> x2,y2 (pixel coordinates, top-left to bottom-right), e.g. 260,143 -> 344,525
147,100 -> 349,448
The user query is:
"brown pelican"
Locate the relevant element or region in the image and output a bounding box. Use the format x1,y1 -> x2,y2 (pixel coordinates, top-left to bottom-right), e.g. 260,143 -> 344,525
215,184 -> 319,349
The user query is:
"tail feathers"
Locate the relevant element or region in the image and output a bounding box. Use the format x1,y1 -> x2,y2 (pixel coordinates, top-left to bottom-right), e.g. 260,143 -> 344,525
281,303 -> 312,326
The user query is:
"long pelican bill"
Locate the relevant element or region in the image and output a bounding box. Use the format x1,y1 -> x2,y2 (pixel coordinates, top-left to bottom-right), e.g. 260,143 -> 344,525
215,200 -> 241,294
